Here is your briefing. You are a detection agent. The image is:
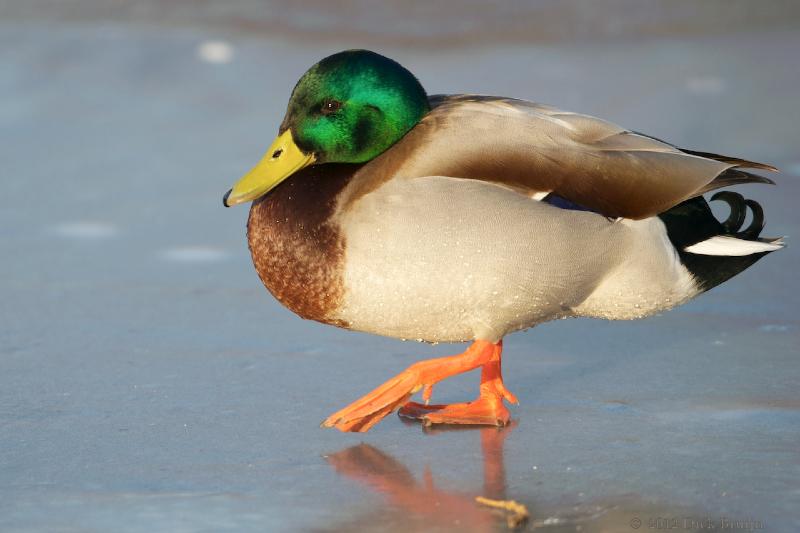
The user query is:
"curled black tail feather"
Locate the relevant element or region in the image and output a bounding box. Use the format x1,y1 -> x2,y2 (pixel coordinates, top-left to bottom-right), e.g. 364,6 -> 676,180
711,191 -> 747,233
741,200 -> 765,239
659,193 -> 778,292
709,191 -> 765,238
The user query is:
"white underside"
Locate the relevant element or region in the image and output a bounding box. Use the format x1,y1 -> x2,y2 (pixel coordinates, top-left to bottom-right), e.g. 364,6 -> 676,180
330,176 -> 701,343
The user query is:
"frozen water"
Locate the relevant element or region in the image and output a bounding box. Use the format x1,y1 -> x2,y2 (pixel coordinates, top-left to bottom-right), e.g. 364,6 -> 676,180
684,76 -> 727,95
158,246 -> 231,263
1,7 -> 799,533
51,221 -> 119,240
197,40 -> 235,64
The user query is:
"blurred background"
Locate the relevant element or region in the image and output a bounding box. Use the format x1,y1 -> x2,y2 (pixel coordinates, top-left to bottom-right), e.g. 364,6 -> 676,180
1,2 -> 799,532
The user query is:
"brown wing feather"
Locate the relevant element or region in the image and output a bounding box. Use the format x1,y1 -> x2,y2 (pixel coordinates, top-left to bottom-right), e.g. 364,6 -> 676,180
349,95 -> 775,219
629,130 -> 779,173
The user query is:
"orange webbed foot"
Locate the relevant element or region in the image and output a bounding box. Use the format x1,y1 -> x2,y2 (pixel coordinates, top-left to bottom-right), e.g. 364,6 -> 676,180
321,371 -> 423,432
321,340 -> 499,432
398,339 -> 517,427
398,397 -> 512,427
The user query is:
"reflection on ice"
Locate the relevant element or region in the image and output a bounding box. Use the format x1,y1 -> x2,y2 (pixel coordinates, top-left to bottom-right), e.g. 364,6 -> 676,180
158,245 -> 230,263
321,423 -> 726,532
51,221 -> 118,239
684,76 -> 727,95
196,40 -> 235,64
758,324 -> 791,333
323,424 -> 522,531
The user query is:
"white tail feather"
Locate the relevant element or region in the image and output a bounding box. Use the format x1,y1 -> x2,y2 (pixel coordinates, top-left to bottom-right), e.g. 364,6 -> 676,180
685,235 -> 785,256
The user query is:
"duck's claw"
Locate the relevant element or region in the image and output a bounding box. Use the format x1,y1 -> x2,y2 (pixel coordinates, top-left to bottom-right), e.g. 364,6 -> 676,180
495,380 -> 519,405
422,383 -> 435,404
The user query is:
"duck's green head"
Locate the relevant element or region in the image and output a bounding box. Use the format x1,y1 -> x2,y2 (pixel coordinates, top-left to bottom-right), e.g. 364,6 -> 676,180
224,50 -> 429,207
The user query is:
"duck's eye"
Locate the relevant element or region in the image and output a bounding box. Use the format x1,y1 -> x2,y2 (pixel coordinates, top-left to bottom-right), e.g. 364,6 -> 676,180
321,99 -> 342,115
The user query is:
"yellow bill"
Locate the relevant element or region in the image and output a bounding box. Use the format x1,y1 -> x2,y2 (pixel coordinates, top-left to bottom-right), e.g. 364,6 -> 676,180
223,130 -> 316,207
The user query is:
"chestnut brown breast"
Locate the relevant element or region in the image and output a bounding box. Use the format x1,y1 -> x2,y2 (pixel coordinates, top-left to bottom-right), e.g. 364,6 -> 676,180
246,163 -> 361,325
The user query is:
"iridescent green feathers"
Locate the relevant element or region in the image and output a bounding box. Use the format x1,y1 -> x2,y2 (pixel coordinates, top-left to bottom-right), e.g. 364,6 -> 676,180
280,50 -> 430,163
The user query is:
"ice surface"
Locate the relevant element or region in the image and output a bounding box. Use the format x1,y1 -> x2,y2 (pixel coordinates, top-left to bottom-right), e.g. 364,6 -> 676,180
1,10 -> 798,533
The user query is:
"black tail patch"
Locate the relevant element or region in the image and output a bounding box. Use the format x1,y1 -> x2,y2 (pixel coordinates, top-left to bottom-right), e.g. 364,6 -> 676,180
659,193 -> 779,292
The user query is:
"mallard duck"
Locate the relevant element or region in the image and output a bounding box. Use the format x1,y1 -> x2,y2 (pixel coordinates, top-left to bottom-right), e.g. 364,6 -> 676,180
223,50 -> 783,433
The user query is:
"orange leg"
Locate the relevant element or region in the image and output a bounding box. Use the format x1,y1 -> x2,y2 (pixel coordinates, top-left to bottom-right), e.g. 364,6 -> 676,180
321,339 -> 517,432
399,340 -> 518,427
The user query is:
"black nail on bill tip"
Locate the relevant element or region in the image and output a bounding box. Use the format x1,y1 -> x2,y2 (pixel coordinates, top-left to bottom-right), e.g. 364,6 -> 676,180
223,189 -> 232,207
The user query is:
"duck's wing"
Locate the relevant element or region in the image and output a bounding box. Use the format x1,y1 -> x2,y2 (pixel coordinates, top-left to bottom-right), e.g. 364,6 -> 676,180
353,94 -> 775,219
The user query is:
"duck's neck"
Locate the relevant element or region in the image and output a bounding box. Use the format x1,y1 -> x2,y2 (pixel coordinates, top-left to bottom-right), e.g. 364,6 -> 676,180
246,163 -> 362,324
